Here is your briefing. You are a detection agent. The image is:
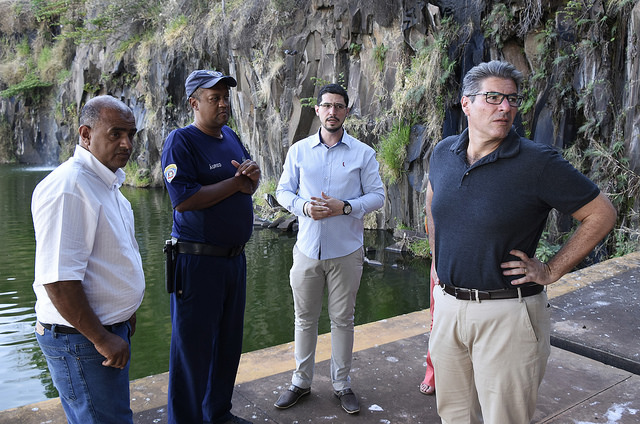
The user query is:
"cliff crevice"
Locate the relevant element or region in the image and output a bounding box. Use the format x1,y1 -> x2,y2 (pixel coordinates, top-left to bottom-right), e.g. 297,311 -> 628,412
1,0 -> 639,255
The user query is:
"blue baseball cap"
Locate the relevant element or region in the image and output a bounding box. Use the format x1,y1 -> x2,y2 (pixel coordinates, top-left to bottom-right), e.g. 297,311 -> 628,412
185,70 -> 237,98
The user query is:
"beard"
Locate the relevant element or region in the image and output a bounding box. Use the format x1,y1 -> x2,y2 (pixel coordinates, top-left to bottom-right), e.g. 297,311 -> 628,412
322,118 -> 343,133
324,125 -> 342,133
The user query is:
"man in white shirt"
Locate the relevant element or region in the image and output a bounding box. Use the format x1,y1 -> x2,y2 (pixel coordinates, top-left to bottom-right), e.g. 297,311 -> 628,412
31,95 -> 145,424
274,84 -> 385,414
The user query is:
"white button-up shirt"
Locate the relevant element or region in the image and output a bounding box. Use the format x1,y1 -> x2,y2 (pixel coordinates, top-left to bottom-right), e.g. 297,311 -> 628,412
32,145 -> 145,326
276,130 -> 385,260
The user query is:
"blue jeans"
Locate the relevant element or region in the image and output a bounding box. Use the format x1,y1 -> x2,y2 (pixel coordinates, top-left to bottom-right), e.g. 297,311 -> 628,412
35,322 -> 133,424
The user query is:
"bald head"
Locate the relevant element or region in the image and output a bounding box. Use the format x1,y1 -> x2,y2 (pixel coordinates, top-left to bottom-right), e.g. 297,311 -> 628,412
80,96 -> 134,129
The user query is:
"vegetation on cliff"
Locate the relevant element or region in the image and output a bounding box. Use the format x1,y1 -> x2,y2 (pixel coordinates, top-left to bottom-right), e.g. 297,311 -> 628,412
0,0 -> 638,262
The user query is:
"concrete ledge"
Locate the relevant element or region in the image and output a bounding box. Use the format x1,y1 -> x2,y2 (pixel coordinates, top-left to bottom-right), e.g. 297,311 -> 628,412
2,251 -> 639,424
546,251 -> 640,297
548,251 -> 640,375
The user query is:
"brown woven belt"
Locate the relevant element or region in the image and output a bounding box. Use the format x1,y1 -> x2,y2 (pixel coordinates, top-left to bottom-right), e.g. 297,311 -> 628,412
440,283 -> 544,301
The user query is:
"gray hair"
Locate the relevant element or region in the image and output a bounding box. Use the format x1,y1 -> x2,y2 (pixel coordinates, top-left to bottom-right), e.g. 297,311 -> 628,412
462,60 -> 523,97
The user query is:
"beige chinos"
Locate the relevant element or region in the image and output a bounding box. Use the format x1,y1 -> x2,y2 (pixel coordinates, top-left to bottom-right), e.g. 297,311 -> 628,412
430,286 -> 551,424
289,245 -> 364,391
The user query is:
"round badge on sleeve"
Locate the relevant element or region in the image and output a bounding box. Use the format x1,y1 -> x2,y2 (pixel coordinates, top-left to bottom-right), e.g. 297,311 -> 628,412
164,164 -> 177,183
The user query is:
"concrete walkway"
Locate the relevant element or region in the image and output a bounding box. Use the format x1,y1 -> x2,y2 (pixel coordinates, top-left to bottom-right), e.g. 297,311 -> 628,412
2,252 -> 639,424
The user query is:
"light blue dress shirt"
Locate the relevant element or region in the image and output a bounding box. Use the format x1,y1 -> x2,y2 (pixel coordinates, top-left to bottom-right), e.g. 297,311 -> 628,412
276,130 -> 385,260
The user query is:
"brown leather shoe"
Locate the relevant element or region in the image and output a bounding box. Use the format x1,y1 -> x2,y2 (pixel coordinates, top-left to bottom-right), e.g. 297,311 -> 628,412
274,385 -> 310,409
334,388 -> 360,414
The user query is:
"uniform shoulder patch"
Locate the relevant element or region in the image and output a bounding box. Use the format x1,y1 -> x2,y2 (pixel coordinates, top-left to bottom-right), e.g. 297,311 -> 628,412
164,164 -> 177,183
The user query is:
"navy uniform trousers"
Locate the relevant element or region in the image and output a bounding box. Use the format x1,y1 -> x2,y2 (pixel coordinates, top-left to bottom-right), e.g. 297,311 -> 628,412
167,252 -> 247,424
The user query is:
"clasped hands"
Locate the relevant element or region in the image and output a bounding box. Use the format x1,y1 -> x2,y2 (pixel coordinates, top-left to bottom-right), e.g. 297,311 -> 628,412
232,159 -> 261,194
305,192 -> 344,221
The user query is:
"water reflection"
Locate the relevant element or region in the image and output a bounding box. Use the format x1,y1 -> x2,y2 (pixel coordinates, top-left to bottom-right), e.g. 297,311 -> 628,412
0,164 -> 430,410
0,165 -> 57,408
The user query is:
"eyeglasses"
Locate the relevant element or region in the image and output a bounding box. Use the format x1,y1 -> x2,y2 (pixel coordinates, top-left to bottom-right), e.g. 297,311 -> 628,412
318,102 -> 347,110
465,91 -> 523,107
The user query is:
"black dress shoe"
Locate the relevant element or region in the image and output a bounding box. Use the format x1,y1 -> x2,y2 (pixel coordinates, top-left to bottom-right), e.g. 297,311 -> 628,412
274,385 -> 311,409
334,388 -> 360,414
222,415 -> 253,424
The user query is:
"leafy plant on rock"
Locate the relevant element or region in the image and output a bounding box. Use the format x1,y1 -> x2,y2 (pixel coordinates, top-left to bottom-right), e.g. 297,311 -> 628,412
0,72 -> 53,102
373,43 -> 388,73
376,120 -> 411,184
483,2 -> 515,48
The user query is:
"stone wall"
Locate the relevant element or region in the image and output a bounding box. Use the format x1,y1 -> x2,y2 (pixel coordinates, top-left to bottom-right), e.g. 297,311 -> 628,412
1,0 -> 639,233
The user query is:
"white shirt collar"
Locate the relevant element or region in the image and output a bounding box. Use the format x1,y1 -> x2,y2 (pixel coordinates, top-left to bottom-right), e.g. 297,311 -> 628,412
74,145 -> 126,190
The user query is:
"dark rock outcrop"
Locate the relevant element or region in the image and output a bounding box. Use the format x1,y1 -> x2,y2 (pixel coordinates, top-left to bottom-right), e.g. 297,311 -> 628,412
1,0 -> 639,235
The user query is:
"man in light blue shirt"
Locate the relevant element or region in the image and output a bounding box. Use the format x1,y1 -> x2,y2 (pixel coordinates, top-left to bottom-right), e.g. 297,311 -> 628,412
274,84 -> 385,415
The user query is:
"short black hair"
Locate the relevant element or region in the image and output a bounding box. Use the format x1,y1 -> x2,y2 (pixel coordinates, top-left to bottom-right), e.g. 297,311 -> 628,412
317,83 -> 349,107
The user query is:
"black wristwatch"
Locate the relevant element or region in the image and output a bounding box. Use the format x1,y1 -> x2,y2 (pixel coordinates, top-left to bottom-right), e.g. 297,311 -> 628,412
342,200 -> 352,215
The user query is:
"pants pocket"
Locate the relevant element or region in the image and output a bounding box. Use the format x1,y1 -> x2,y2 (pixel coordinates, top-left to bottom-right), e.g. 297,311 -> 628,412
43,354 -> 77,401
520,293 -> 551,343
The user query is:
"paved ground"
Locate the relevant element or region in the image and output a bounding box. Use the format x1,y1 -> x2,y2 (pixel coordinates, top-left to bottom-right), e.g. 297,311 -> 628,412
2,252 -> 639,424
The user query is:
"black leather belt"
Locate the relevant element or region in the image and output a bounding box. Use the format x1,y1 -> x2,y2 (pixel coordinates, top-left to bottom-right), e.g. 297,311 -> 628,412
39,322 -> 125,334
440,283 -> 544,300
176,241 -> 245,257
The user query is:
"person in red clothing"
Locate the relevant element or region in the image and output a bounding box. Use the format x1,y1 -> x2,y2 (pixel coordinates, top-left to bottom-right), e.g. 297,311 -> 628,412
419,216 -> 436,395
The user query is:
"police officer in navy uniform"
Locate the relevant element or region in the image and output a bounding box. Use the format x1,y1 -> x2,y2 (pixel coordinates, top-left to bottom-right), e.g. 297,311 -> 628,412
161,70 -> 260,424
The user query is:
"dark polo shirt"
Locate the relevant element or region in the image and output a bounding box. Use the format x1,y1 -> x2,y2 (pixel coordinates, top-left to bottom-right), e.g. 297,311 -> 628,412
428,128 -> 599,290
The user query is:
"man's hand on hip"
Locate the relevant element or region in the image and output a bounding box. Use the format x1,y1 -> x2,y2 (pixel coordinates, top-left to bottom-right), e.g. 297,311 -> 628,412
501,249 -> 553,286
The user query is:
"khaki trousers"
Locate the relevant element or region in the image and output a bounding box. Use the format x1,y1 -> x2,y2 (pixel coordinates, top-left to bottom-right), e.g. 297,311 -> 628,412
430,286 -> 551,424
289,245 -> 363,391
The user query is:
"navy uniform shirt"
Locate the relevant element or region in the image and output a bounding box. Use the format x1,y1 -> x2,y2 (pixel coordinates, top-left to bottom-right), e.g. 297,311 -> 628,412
161,124 -> 254,247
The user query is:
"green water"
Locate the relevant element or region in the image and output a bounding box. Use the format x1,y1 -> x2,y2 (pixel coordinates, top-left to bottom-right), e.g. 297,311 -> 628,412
0,164 -> 430,410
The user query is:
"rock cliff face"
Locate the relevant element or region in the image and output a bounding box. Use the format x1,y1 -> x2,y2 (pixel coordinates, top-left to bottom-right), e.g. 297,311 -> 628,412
1,0 -> 639,243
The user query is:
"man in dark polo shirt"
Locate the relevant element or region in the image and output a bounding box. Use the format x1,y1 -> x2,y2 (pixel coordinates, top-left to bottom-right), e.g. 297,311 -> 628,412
426,60 -> 616,423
